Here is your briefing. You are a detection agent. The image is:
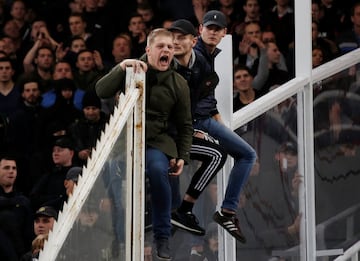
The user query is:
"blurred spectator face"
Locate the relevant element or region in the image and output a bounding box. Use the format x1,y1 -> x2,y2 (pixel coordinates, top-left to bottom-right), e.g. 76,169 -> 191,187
137,7 -> 153,23
71,38 -> 86,53
233,68 -> 253,92
34,216 -> 55,236
76,51 -> 95,72
351,5 -> 360,27
69,15 -> 87,37
10,0 -> 26,21
35,48 -> 54,71
321,0 -> 333,6
311,22 -> 319,41
266,42 -> 281,64
219,0 -> 234,7
1,37 -> 16,54
162,19 -> 173,29
192,0 -> 210,7
31,20 -> 47,41
275,0 -> 289,7
83,106 -> 100,122
0,40 -> 7,54
3,20 -> 21,40
311,3 -> 321,22
98,0 -> 107,8
173,31 -> 196,57
312,48 -> 323,68
128,16 -> 145,36
53,62 -> 73,80
244,0 -> 260,20
79,209 -> 99,226
199,24 -> 226,48
0,60 -> 14,83
69,0 -> 84,13
112,36 -> 131,61
61,88 -> 74,100
22,82 -> 41,105
262,31 -> 276,43
244,22 -> 261,40
0,159 -> 17,189
52,146 -> 74,166
84,0 -> 98,11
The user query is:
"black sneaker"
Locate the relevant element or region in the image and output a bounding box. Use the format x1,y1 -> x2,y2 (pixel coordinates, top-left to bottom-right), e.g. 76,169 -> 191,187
213,211 -> 246,243
155,238 -> 172,260
171,210 -> 205,236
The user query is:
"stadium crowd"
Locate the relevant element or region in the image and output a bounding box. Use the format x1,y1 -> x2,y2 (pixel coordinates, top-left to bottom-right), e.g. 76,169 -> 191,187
0,0 -> 359,260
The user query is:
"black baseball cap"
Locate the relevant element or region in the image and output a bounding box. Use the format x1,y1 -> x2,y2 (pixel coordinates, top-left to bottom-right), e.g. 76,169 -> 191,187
202,10 -> 227,28
168,19 -> 197,36
54,136 -> 74,150
35,206 -> 58,220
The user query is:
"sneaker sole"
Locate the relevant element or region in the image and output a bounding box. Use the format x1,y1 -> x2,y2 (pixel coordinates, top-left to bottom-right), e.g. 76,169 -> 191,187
213,213 -> 246,243
171,219 -> 205,236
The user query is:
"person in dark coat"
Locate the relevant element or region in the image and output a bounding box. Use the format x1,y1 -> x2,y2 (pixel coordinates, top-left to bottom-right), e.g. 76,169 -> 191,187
0,155 -> 33,260
7,77 -> 46,196
30,136 -> 78,212
68,90 -> 109,165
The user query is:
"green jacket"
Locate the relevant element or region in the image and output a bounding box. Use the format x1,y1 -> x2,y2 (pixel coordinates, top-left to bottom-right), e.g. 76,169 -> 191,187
95,61 -> 193,163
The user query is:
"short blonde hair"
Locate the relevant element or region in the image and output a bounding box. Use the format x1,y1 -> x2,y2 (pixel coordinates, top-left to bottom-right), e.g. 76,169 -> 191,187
146,28 -> 174,47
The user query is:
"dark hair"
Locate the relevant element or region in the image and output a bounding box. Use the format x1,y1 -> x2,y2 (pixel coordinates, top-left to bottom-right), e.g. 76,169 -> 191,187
35,46 -> 54,58
69,12 -> 85,22
0,57 -> 14,69
128,12 -> 143,24
113,33 -> 132,49
76,49 -> 93,61
137,2 -> 153,11
17,74 -> 40,93
70,35 -> 86,44
233,64 -> 253,77
0,154 -> 17,163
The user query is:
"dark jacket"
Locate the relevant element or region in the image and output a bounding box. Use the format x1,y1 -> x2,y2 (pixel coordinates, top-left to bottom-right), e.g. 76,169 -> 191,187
68,112 -> 109,164
0,187 -> 33,260
191,37 -> 222,118
30,165 -> 73,211
174,49 -> 219,119
95,58 -> 193,163
7,101 -> 47,195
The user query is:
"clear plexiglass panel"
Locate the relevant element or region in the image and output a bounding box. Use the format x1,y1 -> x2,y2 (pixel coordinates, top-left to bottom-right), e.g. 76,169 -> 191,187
313,65 -> 360,257
55,128 -> 128,261
234,94 -> 300,261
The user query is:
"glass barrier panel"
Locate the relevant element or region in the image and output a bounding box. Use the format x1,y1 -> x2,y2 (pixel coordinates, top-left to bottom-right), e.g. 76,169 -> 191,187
56,128 -> 128,261
234,93 -> 300,261
314,65 -> 360,258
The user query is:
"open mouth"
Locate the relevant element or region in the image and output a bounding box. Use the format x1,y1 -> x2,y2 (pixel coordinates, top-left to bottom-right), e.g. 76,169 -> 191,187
160,55 -> 169,64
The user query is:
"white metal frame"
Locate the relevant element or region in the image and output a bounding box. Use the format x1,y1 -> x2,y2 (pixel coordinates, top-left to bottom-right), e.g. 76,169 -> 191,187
39,68 -> 145,261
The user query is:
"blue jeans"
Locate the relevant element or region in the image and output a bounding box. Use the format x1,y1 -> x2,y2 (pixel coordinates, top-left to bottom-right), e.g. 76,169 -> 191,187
146,147 -> 172,240
193,117 -> 257,211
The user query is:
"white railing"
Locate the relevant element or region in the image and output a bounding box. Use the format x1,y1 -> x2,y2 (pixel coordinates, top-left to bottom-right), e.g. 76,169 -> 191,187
335,241 -> 360,261
39,68 -> 145,261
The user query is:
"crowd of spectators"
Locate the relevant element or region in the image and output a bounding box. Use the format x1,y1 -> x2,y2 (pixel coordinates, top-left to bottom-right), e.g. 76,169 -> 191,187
0,0 -> 359,260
